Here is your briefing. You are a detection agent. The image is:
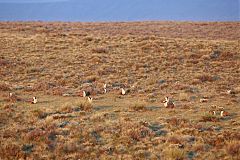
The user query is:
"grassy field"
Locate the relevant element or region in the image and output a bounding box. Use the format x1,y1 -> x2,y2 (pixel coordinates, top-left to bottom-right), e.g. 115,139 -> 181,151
0,21 -> 240,160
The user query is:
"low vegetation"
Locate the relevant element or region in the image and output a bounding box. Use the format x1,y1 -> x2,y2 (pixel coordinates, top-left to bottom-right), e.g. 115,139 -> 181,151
0,21 -> 239,159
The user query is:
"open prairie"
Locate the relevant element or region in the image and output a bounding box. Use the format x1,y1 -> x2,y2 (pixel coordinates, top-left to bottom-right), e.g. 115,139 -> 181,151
0,21 -> 240,160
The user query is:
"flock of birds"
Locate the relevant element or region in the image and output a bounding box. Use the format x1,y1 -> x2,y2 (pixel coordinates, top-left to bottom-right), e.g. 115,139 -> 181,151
8,92 -> 38,104
81,84 -> 174,107
6,83 -> 234,117
7,83 -> 174,107
208,105 -> 229,117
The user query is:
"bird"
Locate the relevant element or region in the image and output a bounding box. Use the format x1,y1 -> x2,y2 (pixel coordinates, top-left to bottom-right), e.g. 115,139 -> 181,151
220,110 -> 229,117
87,96 -> 93,103
83,90 -> 91,97
211,105 -> 224,111
163,97 -> 175,108
31,96 -> 38,104
227,90 -> 236,95
103,83 -> 107,94
121,88 -> 126,95
8,92 -> 21,102
9,92 -> 13,97
200,98 -> 208,103
220,111 -> 224,117
209,110 -> 216,116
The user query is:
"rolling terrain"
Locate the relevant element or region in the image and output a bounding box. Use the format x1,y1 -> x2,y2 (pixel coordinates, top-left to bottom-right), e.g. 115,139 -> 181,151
0,21 -> 240,159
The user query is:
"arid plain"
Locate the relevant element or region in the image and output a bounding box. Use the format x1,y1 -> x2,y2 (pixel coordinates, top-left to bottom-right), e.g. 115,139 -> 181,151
0,21 -> 240,159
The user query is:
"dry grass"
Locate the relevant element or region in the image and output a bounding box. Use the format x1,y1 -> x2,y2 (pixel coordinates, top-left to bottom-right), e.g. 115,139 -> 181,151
0,21 -> 239,159
200,113 -> 219,122
164,147 -> 186,160
130,102 -> 147,111
226,141 -> 240,159
0,83 -> 10,91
